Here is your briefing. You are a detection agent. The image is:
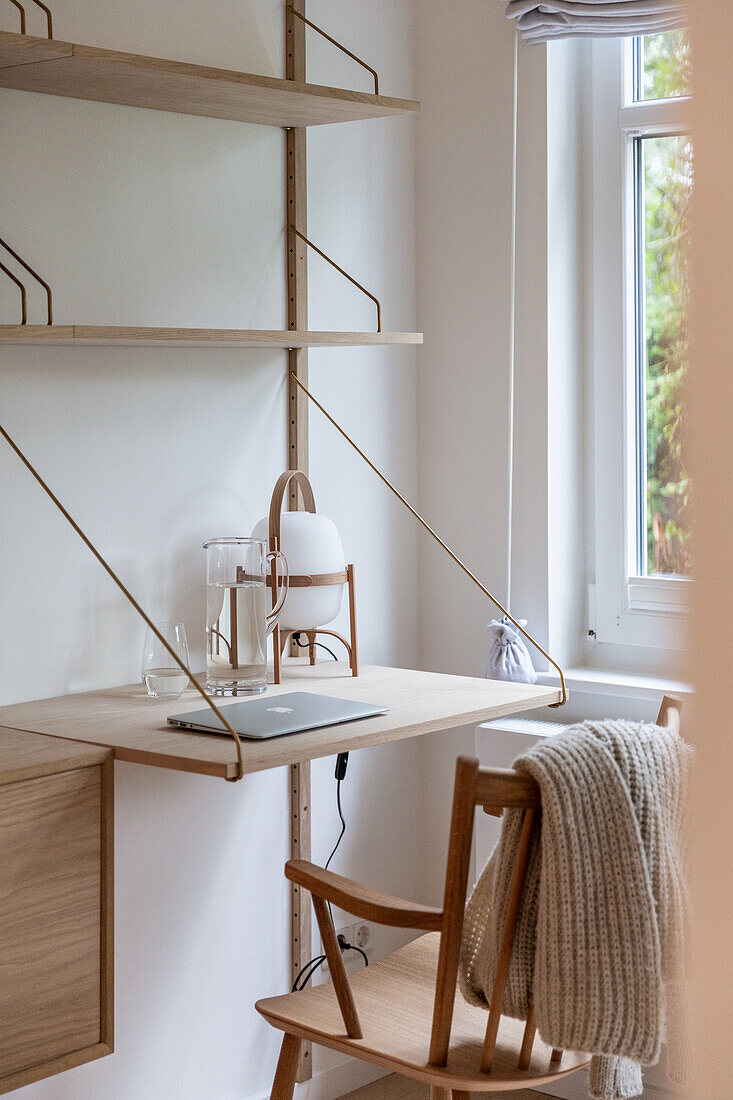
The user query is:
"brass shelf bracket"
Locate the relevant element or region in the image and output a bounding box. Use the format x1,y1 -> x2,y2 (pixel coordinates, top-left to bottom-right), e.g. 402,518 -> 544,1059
5,0 -> 26,34
290,372 -> 568,707
290,225 -> 382,333
285,4 -> 379,95
0,260 -> 27,324
0,236 -> 53,324
5,0 -> 53,37
29,0 -> 53,37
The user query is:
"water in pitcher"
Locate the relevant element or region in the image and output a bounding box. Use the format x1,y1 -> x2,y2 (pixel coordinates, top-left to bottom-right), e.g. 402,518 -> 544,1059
206,580 -> 268,694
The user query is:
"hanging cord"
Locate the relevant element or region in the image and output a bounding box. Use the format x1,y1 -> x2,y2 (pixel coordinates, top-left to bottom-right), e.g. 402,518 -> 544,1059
290,752 -> 368,991
289,373 -> 567,707
506,27 -> 519,610
0,423 -> 246,780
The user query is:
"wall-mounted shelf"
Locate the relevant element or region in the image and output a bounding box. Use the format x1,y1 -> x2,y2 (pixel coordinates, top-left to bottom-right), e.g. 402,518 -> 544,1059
0,325 -> 423,347
0,31 -> 420,126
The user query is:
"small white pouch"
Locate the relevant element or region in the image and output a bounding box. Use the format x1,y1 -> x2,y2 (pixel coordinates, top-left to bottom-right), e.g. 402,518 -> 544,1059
484,617 -> 537,685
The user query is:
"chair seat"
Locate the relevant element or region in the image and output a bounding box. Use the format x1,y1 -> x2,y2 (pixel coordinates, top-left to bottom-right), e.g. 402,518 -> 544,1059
256,933 -> 590,1091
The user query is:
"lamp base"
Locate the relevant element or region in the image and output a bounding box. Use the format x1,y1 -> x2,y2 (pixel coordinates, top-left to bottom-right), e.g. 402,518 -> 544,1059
272,563 -> 358,684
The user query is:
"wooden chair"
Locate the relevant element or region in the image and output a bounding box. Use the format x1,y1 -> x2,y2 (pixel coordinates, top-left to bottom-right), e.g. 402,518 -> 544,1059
256,695 -> 682,1098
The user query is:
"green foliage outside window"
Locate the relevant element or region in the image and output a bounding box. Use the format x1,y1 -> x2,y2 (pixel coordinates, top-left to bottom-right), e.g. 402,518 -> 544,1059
641,30 -> 692,100
640,33 -> 692,576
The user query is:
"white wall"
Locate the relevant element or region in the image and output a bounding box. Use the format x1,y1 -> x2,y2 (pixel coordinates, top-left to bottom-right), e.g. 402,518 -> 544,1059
414,3 -> 573,682
0,2 -> 423,1097
414,0 -> 517,679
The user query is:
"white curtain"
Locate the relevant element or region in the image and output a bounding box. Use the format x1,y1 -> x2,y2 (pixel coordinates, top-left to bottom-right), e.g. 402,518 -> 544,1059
502,0 -> 687,42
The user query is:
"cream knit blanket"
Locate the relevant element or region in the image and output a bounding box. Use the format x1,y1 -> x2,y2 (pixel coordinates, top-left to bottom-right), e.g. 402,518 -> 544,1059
459,719 -> 691,1099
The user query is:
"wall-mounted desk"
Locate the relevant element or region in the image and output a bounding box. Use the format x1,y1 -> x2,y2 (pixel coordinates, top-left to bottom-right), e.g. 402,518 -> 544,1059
0,661 -> 560,780
0,662 -> 559,1092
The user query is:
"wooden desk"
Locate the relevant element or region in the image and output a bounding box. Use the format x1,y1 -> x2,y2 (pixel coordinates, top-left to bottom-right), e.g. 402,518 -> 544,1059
0,662 -> 558,1090
0,661 -> 561,781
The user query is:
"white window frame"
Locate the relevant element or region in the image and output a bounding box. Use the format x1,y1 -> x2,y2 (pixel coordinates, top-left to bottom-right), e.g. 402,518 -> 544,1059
589,36 -> 692,653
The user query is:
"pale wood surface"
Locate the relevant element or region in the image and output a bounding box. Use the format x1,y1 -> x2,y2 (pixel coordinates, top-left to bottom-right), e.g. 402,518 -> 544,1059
481,808 -> 537,1072
0,663 -> 561,780
290,760 -> 312,1080
257,933 -> 589,1090
0,31 -> 70,67
0,763 -> 112,1094
259,759 -> 586,1096
270,1033 -> 303,1100
0,32 -> 419,125
0,724 -> 109,785
342,1078 -> 556,1100
0,325 -> 423,347
429,758 -> 478,1065
285,860 -> 444,930
475,768 -> 540,812
286,4 -> 313,1077
313,894 -> 363,1039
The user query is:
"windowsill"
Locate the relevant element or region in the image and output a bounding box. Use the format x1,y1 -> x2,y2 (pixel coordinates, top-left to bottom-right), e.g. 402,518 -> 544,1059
537,665 -> 693,703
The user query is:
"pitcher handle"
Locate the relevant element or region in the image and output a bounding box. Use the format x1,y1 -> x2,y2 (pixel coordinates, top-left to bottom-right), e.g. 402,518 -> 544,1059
266,550 -> 289,634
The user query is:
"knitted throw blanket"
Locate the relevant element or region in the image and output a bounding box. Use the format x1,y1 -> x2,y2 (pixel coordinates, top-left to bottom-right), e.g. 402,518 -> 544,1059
459,719 -> 691,1099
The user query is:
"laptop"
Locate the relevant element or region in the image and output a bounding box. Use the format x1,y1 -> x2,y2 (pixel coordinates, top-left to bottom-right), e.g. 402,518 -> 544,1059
167,691 -> 388,740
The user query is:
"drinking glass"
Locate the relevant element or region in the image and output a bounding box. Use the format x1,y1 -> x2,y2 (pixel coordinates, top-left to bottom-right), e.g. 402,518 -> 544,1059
204,536 -> 288,695
141,622 -> 190,699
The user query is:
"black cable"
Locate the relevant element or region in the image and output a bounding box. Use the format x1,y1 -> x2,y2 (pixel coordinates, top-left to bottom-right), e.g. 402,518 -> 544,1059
340,941 -> 369,968
291,954 -> 326,992
324,775 -> 347,924
292,631 -> 339,662
288,752 -> 370,990
325,777 -> 346,874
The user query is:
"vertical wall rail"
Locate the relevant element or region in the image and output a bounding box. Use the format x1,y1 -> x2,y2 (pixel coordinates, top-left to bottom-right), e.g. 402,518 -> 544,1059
286,0 -> 312,1084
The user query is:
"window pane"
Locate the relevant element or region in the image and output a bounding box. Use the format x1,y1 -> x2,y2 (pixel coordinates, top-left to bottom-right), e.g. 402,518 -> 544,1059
637,133 -> 692,576
637,30 -> 691,100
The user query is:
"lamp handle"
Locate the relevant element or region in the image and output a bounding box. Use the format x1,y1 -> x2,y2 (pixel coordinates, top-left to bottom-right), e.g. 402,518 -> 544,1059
268,469 -> 317,549
266,550 -> 289,634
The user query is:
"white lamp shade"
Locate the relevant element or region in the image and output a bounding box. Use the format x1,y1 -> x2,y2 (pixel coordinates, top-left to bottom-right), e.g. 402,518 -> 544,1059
251,511 -> 345,631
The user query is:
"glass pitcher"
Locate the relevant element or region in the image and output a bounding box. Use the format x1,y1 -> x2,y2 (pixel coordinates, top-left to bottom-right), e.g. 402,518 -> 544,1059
204,537 -> 288,695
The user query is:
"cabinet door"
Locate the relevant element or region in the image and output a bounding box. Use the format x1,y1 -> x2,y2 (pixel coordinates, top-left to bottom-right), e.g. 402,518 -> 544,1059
0,760 -> 113,1094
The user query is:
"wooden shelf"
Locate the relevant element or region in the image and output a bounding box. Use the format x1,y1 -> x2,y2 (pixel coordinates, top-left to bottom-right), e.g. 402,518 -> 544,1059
0,662 -> 562,780
0,325 -> 422,348
0,32 -> 419,126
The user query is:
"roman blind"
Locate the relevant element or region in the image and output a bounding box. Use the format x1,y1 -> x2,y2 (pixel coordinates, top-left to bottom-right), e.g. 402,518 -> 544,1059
502,1 -> 687,42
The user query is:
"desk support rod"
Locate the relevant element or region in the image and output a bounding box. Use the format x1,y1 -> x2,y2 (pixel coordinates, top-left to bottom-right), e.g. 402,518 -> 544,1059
290,372 -> 568,707
0,422 -> 246,780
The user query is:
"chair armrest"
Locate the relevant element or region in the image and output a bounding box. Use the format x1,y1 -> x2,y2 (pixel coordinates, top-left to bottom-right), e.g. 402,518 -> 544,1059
285,860 -> 444,930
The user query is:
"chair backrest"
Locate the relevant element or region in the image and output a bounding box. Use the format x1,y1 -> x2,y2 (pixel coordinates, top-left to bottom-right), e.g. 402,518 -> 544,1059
427,693 -> 683,1070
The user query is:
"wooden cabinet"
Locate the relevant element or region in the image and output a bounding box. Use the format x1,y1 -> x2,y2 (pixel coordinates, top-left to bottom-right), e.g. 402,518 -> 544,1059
0,728 -> 113,1095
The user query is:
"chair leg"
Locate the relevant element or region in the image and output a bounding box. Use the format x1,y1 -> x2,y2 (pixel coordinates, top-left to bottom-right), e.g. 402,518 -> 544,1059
269,1033 -> 302,1100
451,1093 -> 471,1100
429,1089 -> 451,1100
518,1000 -> 537,1070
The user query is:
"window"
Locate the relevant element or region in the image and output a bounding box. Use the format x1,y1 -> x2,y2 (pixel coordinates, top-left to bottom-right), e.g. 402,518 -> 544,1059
589,32 -> 692,655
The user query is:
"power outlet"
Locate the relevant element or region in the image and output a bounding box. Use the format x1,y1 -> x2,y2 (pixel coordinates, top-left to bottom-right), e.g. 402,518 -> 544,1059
352,922 -> 372,952
320,921 -> 374,976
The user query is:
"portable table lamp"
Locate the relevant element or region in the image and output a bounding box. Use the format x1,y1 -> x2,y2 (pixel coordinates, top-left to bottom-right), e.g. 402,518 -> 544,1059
252,470 -> 358,684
